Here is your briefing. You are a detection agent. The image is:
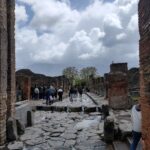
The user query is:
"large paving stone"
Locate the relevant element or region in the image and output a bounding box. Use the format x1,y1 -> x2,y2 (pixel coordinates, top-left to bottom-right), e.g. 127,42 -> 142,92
64,140 -> 76,147
25,137 -> 46,146
48,140 -> 64,147
61,133 -> 77,140
8,141 -> 23,150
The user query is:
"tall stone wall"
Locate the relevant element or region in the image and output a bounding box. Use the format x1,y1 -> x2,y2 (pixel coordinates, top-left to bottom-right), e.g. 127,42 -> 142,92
7,0 -> 16,118
108,63 -> 129,109
138,0 -> 150,149
0,0 -> 15,145
89,77 -> 105,96
0,0 -> 8,145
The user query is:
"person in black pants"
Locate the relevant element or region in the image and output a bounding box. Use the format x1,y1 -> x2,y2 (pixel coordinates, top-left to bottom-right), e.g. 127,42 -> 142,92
58,87 -> 63,101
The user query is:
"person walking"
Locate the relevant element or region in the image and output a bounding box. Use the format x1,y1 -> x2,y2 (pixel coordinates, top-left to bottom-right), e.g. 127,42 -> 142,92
130,104 -> 142,150
78,87 -> 83,97
69,87 -> 74,102
58,87 -> 63,101
34,86 -> 39,100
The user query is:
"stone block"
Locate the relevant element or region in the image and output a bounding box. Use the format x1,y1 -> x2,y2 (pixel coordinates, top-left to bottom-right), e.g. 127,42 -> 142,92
6,118 -> 18,142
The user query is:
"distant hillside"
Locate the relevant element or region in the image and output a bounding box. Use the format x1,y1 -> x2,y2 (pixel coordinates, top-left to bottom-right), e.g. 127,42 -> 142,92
16,69 -> 69,87
16,69 -> 46,78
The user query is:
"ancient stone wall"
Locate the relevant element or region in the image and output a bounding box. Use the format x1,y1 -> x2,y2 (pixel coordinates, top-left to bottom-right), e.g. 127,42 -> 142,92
16,70 -> 70,100
104,73 -> 109,99
16,75 -> 31,100
138,0 -> 150,149
108,63 -> 129,109
110,63 -> 128,73
89,77 -> 105,96
0,0 -> 15,145
7,0 -> 16,118
0,0 -> 8,145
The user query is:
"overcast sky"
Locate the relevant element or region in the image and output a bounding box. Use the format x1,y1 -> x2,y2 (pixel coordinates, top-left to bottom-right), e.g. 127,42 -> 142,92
15,0 -> 139,76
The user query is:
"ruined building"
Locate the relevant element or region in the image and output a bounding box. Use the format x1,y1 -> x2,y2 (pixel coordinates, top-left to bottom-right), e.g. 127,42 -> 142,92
89,77 -> 105,96
107,63 -> 129,109
0,0 -> 16,145
16,69 -> 70,100
138,0 -> 150,149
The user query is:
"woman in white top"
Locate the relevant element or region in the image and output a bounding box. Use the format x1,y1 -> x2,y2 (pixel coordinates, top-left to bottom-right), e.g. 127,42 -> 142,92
130,104 -> 142,150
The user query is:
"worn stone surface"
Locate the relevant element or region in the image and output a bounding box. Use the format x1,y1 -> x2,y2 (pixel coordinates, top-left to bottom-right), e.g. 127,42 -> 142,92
138,0 -> 150,149
8,141 -> 23,150
13,110 -> 108,149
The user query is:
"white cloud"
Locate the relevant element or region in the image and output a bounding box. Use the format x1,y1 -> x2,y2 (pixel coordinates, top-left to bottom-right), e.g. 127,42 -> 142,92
16,0 -> 139,75
15,4 -> 28,23
116,33 -> 127,40
127,14 -> 138,31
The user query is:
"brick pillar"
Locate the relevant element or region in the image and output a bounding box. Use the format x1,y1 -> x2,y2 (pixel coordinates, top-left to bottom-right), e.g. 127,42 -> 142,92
7,0 -> 16,118
108,63 -> 129,109
23,76 -> 31,100
0,0 -> 8,145
138,1 -> 150,149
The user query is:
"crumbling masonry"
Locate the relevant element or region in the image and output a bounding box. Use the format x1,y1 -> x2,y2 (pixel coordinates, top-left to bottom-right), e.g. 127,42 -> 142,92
0,0 -> 16,145
139,0 -> 150,149
107,63 -> 129,109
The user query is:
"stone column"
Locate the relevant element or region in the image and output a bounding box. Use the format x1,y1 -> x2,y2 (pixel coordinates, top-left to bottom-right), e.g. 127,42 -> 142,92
23,76 -> 31,100
7,0 -> 16,118
0,0 -> 8,145
108,63 -> 129,109
138,1 -> 150,149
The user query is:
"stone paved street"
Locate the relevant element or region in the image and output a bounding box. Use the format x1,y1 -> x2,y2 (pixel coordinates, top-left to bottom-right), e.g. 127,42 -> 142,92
10,112 -> 107,150
8,95 -> 110,150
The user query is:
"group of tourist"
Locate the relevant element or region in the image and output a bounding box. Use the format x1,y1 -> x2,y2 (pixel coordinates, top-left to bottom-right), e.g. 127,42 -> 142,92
31,85 -> 64,105
69,86 -> 83,102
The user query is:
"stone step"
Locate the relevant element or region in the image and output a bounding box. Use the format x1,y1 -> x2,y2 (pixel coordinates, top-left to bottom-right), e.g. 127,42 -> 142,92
113,141 -> 129,150
36,105 -> 102,113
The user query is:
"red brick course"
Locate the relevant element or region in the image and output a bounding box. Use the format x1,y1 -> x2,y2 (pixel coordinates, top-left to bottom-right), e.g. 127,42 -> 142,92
139,0 -> 150,149
107,63 -> 129,109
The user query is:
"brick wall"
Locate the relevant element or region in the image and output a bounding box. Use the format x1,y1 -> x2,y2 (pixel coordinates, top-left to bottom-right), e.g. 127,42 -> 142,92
0,0 -> 15,145
16,75 -> 31,100
138,0 -> 150,149
89,77 -> 105,96
110,63 -> 128,74
0,0 -> 8,145
7,0 -> 16,118
108,63 -> 129,109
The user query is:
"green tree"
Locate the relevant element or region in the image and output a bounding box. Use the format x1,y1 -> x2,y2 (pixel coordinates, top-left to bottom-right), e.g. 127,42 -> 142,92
80,67 -> 97,80
62,67 -> 78,85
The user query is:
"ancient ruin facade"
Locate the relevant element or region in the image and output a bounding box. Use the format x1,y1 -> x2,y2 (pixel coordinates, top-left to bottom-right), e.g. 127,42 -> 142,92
0,0 -> 16,145
139,0 -> 150,149
89,77 -> 105,96
16,69 -> 70,101
107,63 -> 129,109
16,75 -> 31,101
